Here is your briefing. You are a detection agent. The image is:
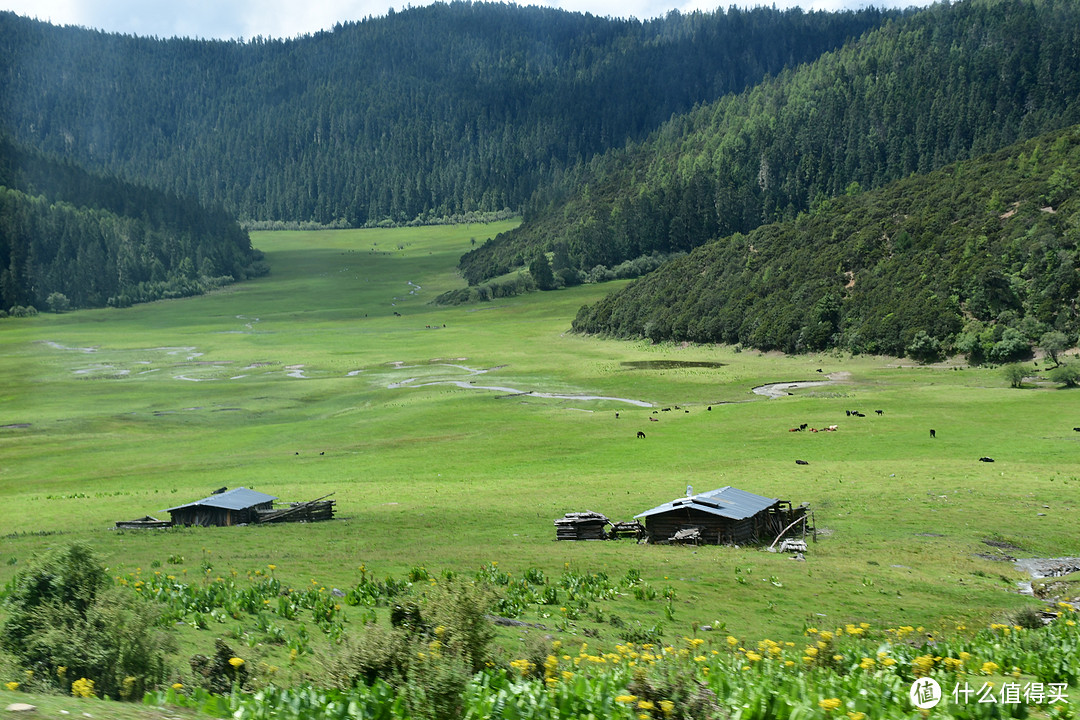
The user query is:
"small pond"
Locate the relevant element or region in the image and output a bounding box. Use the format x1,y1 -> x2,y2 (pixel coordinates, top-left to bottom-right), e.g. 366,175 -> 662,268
621,360 -> 726,370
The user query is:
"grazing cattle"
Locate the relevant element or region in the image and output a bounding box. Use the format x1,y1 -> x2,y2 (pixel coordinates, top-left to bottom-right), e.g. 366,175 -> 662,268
795,459 -> 809,465
789,428 -> 800,432
662,408 -> 671,412
875,410 -> 884,415
979,456 -> 995,462
800,423 -> 808,430
637,431 -> 646,439
845,410 -> 851,417
1073,427 -> 1080,432
816,368 -> 823,373
707,406 -> 712,411
854,412 -> 865,417
615,412 -> 620,419
295,451 -> 300,455
930,429 -> 936,438
685,410 -> 690,413
652,410 -> 659,414
211,486 -> 227,495
649,417 -> 659,422
320,451 -> 325,456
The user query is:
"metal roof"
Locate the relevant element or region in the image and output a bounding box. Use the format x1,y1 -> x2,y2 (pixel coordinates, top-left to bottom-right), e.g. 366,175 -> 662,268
165,487 -> 277,513
634,486 -> 778,521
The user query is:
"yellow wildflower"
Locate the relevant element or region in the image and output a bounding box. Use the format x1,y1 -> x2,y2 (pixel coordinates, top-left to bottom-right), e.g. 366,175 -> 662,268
5,682 -> 19,692
172,683 -> 184,690
659,700 -> 675,715
638,700 -> 656,711
859,657 -> 875,670
229,657 -> 245,668
615,695 -> 638,704
745,651 -> 762,662
913,655 -> 936,677
819,698 -> 842,711
981,661 -> 999,675
509,658 -> 534,677
726,635 -> 738,646
71,677 -> 95,698
848,713 -> 866,720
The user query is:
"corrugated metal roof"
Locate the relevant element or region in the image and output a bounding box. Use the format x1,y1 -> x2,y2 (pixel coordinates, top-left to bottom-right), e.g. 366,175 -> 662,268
634,486 -> 778,521
165,487 -> 277,513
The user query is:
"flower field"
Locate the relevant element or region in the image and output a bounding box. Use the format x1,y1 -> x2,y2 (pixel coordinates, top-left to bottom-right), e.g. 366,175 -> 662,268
143,608 -> 1079,719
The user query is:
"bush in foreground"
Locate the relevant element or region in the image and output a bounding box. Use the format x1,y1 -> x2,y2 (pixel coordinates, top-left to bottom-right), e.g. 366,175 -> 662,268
1,542 -> 171,699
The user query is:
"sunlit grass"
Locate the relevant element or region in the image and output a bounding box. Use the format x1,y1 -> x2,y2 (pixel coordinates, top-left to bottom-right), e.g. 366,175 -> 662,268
2,221 -> 1078,655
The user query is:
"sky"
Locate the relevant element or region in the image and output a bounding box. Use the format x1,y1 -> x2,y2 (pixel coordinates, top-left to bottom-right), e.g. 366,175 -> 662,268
1,0 -> 933,41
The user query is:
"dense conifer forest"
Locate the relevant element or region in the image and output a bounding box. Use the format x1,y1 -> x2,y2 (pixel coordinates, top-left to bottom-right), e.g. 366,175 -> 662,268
0,3 -> 897,225
462,0 -> 1080,287
571,124 -> 1080,359
0,136 -> 263,311
2,0 -> 1079,353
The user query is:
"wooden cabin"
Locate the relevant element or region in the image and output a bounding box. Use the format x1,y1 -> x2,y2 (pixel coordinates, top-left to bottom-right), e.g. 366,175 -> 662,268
165,487 -> 276,527
634,487 -> 806,546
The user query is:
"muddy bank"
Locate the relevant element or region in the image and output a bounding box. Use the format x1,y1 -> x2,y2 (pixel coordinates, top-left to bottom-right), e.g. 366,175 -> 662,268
385,363 -> 653,407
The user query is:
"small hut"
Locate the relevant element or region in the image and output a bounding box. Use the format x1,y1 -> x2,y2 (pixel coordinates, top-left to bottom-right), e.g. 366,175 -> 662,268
165,487 -> 276,527
634,486 -> 806,546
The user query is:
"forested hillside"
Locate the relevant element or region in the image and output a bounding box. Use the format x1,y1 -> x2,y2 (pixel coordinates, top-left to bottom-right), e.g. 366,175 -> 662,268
461,0 -> 1080,285
572,124 -> 1080,360
0,3 -> 897,225
0,136 -> 264,312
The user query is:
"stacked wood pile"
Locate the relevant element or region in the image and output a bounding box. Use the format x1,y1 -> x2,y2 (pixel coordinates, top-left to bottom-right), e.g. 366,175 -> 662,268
608,520 -> 647,540
257,494 -> 336,524
114,516 -> 172,529
554,511 -> 610,540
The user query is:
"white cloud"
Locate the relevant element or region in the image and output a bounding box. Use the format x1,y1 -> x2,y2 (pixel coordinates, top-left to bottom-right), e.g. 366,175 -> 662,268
1,0 -> 933,40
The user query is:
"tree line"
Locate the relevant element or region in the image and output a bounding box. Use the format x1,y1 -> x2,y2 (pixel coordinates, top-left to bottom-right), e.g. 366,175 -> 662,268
0,135 -> 264,312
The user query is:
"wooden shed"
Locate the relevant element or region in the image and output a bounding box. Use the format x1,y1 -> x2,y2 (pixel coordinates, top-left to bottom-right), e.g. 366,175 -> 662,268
634,486 -> 806,546
165,487 -> 276,527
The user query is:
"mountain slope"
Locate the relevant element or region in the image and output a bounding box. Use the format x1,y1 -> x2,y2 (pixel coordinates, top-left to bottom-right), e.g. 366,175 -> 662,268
0,3 -> 897,224
0,136 -> 263,311
461,0 -> 1080,285
571,124 -> 1080,360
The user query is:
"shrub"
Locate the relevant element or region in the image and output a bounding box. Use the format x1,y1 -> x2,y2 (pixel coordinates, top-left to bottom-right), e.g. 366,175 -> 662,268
1002,363 -> 1028,388
405,647 -> 470,720
626,664 -> 722,720
321,624 -> 412,689
189,639 -> 249,694
0,543 -> 171,699
46,292 -> 71,313
422,579 -> 495,673
1049,362 -> 1080,387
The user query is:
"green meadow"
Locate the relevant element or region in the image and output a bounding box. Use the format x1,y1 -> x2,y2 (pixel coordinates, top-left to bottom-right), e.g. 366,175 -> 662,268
2,221 -> 1078,660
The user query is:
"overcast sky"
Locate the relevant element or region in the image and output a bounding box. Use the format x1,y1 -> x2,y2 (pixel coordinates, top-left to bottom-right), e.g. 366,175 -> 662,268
2,0 -> 933,41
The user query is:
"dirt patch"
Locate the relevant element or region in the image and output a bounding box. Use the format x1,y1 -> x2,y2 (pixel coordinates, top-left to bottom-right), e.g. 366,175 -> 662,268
0,423 -> 31,429
984,537 -> 1025,552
